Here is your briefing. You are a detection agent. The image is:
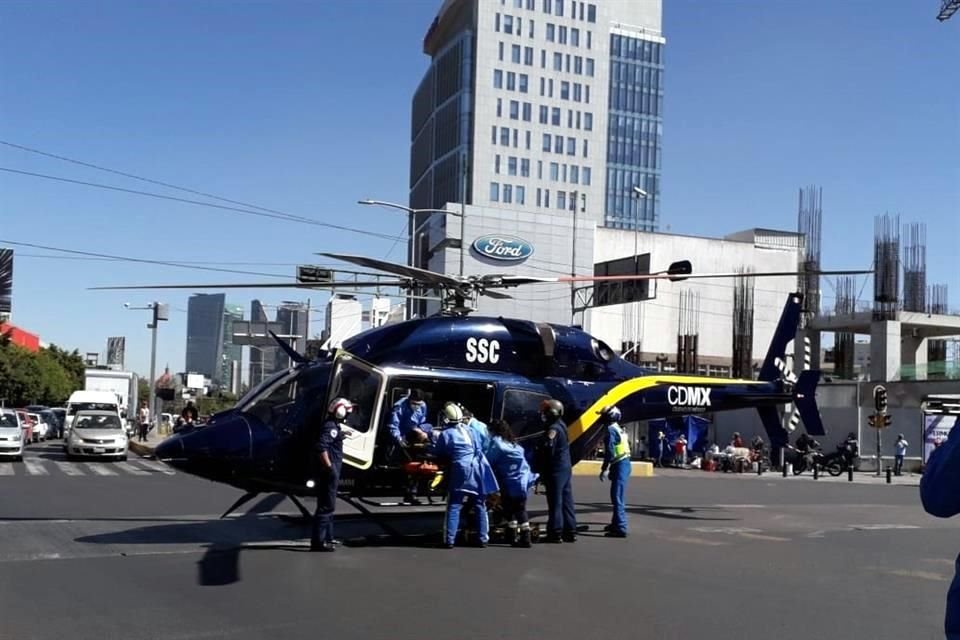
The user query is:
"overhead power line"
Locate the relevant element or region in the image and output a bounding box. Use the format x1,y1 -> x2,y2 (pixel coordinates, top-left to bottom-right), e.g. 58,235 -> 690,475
0,166 -> 398,241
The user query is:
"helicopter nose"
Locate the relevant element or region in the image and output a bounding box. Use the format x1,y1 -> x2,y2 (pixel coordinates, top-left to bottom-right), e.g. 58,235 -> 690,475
154,435 -> 184,461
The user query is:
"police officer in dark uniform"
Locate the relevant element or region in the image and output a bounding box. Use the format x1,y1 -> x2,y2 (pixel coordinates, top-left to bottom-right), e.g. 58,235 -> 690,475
310,397 -> 351,552
536,398 -> 577,543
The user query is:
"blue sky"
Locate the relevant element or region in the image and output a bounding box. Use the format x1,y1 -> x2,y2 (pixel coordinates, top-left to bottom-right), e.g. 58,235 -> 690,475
1,0 -> 957,378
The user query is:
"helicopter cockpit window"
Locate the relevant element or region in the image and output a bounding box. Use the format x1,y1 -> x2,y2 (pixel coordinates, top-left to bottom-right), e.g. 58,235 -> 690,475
328,360 -> 382,433
592,339 -> 615,362
501,388 -> 553,436
237,368 -> 290,408
241,373 -> 298,426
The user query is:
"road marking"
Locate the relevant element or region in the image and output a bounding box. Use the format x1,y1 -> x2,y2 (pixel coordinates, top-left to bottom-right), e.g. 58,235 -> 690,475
738,532 -> 790,542
850,524 -> 920,531
670,535 -> 727,547
710,504 -> 767,509
86,463 -> 117,476
879,568 -> 950,582
24,459 -> 49,475
115,461 -> 150,476
53,461 -> 85,476
135,459 -> 175,475
0,464 -> 14,476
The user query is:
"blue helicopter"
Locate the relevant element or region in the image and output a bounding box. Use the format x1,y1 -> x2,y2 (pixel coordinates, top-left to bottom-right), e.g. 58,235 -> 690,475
96,253 -> 869,520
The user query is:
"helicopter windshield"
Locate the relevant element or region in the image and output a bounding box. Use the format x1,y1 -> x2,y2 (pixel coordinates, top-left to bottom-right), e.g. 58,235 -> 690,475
240,371 -> 298,426
236,368 -> 291,409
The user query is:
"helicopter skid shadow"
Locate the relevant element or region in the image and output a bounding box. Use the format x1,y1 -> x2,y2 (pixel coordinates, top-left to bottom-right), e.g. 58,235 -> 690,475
576,503 -> 738,522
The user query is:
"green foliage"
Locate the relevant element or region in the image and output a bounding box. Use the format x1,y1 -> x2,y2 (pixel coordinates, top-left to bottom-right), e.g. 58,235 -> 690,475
197,392 -> 238,417
0,341 -> 82,406
138,378 -> 151,403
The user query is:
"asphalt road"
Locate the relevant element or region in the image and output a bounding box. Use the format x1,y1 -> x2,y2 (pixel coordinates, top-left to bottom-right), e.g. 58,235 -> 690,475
1,442 -> 956,640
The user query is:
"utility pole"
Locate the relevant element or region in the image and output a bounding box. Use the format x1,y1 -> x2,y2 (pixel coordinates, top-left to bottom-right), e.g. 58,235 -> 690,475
460,151 -> 468,277
570,192 -> 586,324
147,303 -> 169,434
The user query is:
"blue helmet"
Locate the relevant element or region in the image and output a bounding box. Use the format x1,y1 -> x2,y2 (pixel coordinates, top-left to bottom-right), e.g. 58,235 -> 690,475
601,405 -> 622,422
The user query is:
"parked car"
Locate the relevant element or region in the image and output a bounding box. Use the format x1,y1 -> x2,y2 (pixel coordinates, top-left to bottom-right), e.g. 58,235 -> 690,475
15,410 -> 33,445
64,410 -> 129,461
28,412 -> 48,442
0,409 -> 24,462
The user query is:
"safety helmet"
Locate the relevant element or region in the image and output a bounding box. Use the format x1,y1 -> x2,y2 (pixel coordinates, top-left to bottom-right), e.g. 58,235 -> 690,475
539,399 -> 564,420
599,405 -> 622,422
327,397 -> 354,420
441,402 -> 463,425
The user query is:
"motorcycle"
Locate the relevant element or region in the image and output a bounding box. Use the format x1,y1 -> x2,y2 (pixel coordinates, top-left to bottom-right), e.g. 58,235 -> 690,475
787,443 -> 824,475
819,442 -> 859,477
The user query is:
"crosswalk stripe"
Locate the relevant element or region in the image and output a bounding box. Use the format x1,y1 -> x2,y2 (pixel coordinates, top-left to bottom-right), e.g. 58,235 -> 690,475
86,463 -> 117,476
115,461 -> 150,476
54,461 -> 85,476
24,459 -> 49,475
134,459 -> 175,475
0,464 -> 14,476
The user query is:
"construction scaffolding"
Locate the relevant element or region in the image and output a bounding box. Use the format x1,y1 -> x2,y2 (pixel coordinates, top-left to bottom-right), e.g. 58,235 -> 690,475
929,284 -> 950,372
873,214 -> 900,321
676,290 -> 700,374
833,276 -> 857,379
731,270 -> 755,379
903,222 -> 927,312
797,186 -> 822,326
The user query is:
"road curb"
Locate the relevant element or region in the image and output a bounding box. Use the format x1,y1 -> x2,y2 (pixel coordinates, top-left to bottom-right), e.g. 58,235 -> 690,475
572,460 -> 654,477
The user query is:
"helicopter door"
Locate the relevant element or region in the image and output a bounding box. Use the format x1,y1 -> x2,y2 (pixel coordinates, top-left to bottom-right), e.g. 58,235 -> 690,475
326,354 -> 388,470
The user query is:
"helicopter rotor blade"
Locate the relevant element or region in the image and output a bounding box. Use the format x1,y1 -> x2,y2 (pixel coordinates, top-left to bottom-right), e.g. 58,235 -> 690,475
89,280 -> 410,291
481,289 -> 513,300
486,268 -> 873,287
318,252 -> 463,288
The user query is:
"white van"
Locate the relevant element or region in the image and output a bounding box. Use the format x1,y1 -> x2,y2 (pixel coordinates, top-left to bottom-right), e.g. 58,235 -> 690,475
64,390 -> 124,439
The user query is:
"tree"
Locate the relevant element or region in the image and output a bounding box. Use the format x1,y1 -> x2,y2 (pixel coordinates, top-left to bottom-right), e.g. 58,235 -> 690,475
0,342 -> 84,406
44,344 -> 85,392
137,378 -> 150,405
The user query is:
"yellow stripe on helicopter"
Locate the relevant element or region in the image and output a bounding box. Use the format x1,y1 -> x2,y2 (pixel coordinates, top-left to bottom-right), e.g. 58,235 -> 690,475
566,375 -> 765,444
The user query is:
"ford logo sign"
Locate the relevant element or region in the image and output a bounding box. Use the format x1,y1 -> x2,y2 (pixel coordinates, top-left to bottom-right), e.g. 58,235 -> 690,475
471,235 -> 534,263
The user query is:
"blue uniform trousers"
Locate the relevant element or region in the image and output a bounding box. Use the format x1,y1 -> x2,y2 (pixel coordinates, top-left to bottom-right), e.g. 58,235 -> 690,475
545,469 -> 576,536
609,458 -> 631,534
311,471 -> 338,547
444,490 -> 489,545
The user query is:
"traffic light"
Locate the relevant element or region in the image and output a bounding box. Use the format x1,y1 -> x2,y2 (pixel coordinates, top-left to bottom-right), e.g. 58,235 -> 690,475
874,385 -> 888,414
868,415 -> 876,428
884,414 -> 893,427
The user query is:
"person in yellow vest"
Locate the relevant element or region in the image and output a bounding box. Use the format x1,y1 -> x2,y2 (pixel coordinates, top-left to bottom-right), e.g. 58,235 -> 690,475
598,405 -> 630,537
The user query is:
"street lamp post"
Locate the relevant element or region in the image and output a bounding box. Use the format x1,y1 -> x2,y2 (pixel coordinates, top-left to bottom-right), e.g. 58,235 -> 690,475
125,302 -> 168,434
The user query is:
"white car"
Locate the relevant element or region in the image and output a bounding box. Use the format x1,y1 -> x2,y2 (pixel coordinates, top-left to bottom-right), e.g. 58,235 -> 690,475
65,410 -> 129,461
27,412 -> 48,442
0,409 -> 24,461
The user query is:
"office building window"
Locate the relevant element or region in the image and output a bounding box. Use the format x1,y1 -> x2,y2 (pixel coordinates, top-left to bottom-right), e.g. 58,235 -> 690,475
540,49 -> 546,68
540,77 -> 546,96
562,164 -> 567,182
510,100 -> 519,119
508,156 -> 518,175
500,127 -> 510,145
494,69 -> 503,88
568,109 -> 573,128
539,105 -> 548,124
582,166 -> 591,185
553,52 -> 562,71
579,1 -> 585,20
560,81 -> 570,100
554,136 -> 563,153
504,15 -> 513,34
521,158 -> 530,177
550,162 -> 559,181
525,130 -> 531,149
495,155 -> 501,174
515,0 -> 522,8
536,188 -> 542,207
537,160 -> 543,179
529,18 -> 535,37
586,58 -> 594,76
513,128 -> 519,147
586,31 -> 592,49
573,83 -> 582,102
574,56 -> 583,74
512,44 -> 521,63
522,102 -> 532,121
527,0 -> 535,8
570,165 -> 579,184
516,185 -> 526,205
496,98 -> 502,117
495,13 -> 501,31
542,133 -> 551,151
517,17 -> 522,34
543,0 -> 552,13
524,46 -> 534,65
585,84 -> 590,103
546,23 -> 555,42
559,25 -> 567,44
557,191 -> 567,210
490,182 -> 500,201
491,126 -> 497,144
503,184 -> 513,204
567,137 -> 576,155
507,71 -> 516,90
551,107 -> 561,126
519,74 -> 528,93
544,189 -> 550,208
548,78 -> 554,97
575,110 -> 581,129
582,139 -> 588,157
587,3 -> 596,22
571,28 -> 580,47
499,42 -> 504,61
556,0 -> 564,17
584,112 -> 593,130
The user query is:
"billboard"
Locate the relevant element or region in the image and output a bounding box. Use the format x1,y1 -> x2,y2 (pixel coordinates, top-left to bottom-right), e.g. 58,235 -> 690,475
107,337 -> 126,368
591,253 -> 653,307
0,249 -> 12,315
924,414 -> 958,464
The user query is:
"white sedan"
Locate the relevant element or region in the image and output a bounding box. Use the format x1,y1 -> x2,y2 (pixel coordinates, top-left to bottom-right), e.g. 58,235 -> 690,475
65,410 -> 129,461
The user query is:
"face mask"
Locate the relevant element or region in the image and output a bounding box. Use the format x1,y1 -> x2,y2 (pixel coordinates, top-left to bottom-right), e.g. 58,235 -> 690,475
409,401 -> 424,409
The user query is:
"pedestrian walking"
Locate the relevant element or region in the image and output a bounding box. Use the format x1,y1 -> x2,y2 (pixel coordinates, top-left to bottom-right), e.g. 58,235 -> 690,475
894,434 -> 908,476
598,405 -> 630,538
137,401 -> 150,442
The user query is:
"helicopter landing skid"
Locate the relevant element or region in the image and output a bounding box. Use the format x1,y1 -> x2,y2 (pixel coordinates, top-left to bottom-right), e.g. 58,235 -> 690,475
338,493 -> 404,539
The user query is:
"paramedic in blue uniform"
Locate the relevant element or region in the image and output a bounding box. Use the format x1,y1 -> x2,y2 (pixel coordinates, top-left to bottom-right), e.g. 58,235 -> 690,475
486,419 -> 538,547
920,424 -> 960,638
462,406 -> 491,454
310,397 -> 351,553
536,398 -> 577,543
432,402 -> 499,548
598,405 -> 631,538
388,388 -> 430,504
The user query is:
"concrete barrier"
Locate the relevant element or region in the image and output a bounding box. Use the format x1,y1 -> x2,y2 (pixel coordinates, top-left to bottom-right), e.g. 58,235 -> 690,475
571,460 -> 654,477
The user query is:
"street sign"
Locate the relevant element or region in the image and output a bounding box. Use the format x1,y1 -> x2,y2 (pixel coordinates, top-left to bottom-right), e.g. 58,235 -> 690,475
297,265 -> 333,284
